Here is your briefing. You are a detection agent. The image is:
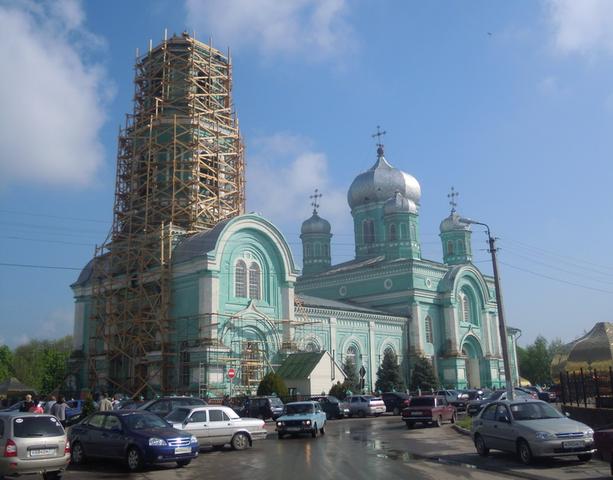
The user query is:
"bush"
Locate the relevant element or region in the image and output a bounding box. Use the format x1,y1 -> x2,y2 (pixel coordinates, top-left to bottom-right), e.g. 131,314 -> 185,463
329,381 -> 347,400
257,372 -> 288,397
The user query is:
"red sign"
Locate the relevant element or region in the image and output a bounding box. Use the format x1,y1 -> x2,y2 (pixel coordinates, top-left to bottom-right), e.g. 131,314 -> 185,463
227,368 -> 236,379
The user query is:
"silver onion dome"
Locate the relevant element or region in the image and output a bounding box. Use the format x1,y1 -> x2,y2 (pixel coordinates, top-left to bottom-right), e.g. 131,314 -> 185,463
301,213 -> 331,235
384,191 -> 417,215
440,212 -> 471,233
347,147 -> 421,210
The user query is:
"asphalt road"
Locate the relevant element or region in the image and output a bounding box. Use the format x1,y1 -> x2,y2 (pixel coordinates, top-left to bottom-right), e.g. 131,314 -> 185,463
63,416 -> 611,480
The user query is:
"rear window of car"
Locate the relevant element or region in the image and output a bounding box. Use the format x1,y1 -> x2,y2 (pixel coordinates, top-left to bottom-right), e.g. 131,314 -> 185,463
165,407 -> 191,423
13,416 -> 64,437
270,398 -> 283,406
409,397 -> 435,407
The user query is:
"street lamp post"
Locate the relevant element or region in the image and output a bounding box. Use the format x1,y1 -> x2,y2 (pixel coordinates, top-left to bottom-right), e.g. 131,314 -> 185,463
459,217 -> 514,400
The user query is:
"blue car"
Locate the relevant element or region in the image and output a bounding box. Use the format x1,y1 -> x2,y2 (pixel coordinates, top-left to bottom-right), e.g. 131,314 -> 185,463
68,410 -> 199,472
276,401 -> 327,439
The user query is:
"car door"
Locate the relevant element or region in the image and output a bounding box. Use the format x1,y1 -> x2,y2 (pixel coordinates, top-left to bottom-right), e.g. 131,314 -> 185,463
81,413 -> 106,456
100,414 -> 125,458
476,403 -> 498,449
206,409 -> 233,446
493,405 -> 516,453
183,410 -> 208,445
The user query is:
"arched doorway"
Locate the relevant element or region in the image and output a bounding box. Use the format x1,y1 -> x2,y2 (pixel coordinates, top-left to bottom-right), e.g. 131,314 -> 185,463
461,335 -> 484,388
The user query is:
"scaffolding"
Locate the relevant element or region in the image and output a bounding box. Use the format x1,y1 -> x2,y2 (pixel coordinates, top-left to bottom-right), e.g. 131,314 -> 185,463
88,32 -> 244,396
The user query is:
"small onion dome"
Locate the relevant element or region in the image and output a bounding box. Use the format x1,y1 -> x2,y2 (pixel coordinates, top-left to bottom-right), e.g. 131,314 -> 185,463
301,213 -> 331,235
347,148 -> 421,210
384,192 -> 417,215
440,212 -> 471,233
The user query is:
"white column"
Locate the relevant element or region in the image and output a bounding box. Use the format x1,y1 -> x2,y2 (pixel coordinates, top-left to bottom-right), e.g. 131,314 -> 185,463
443,305 -> 460,355
281,285 -> 295,345
409,302 -> 424,356
199,274 -> 219,341
329,317 -> 337,356
481,309 -> 491,356
368,321 -> 377,391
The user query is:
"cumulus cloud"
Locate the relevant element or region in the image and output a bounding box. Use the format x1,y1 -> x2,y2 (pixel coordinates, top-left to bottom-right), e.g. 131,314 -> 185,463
246,133 -> 352,249
184,0 -> 353,60
545,0 -> 613,55
0,0 -> 110,187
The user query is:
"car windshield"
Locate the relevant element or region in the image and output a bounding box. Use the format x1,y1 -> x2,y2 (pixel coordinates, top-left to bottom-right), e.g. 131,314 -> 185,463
285,404 -> 314,415
165,408 -> 190,423
483,391 -> 504,401
510,402 -> 563,421
124,413 -> 170,430
409,397 -> 434,407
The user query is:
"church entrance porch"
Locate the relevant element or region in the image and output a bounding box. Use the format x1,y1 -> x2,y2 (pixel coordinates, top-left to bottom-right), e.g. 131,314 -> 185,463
461,335 -> 486,389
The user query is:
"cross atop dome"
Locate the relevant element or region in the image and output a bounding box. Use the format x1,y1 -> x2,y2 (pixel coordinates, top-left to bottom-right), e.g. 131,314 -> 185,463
448,186 -> 459,213
372,125 -> 386,156
310,188 -> 322,214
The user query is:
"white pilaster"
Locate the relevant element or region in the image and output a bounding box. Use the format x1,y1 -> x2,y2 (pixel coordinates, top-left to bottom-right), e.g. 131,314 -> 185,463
329,317 -> 337,357
368,321 -> 377,391
281,285 -> 295,344
443,305 -> 460,355
199,275 -> 219,341
409,303 -> 423,356
481,309 -> 491,356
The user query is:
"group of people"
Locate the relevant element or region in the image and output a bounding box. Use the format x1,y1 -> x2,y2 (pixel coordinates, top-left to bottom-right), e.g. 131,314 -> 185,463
19,393 -> 68,424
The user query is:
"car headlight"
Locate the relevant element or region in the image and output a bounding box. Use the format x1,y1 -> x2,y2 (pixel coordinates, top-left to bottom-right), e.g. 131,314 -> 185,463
535,431 -> 555,441
148,437 -> 168,446
302,420 -> 311,425
584,429 -> 594,439
190,435 -> 198,444
277,421 -> 283,427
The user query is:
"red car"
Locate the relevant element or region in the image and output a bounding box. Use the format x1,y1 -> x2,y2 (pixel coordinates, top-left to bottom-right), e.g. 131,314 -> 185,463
401,395 -> 456,428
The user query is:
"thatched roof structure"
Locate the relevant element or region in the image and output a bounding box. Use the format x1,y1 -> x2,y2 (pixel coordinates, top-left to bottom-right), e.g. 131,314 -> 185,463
552,322 -> 613,375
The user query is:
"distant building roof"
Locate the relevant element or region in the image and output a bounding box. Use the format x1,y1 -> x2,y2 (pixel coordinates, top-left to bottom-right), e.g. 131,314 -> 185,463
552,322 -> 613,374
172,219 -> 232,264
276,352 -> 326,380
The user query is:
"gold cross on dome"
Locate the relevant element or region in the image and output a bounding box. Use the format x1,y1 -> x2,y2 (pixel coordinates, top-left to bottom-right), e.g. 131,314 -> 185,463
448,186 -> 459,213
310,188 -> 322,214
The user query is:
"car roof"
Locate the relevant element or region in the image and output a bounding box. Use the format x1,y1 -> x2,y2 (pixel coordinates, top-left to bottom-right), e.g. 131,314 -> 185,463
491,398 -> 545,406
0,412 -> 54,418
286,401 -> 317,406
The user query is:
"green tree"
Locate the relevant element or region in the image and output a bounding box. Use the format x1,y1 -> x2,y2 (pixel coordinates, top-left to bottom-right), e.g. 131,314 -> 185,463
40,348 -> 70,395
518,335 -> 553,385
329,381 -> 348,400
0,345 -> 14,381
257,372 -> 288,397
410,357 -> 438,391
375,350 -> 404,393
342,356 -> 360,392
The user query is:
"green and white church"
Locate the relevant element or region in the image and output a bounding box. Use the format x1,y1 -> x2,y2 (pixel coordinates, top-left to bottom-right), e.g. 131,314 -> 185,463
72,143 -> 520,395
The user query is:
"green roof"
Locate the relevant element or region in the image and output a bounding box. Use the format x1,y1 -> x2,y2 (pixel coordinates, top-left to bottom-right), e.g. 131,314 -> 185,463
276,352 -> 326,380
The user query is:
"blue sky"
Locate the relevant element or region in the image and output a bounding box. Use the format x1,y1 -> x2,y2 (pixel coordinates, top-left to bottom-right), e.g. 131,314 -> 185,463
1,0 -> 612,348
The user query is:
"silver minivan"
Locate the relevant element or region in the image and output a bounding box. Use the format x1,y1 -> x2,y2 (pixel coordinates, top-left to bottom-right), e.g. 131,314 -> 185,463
0,412 -> 70,479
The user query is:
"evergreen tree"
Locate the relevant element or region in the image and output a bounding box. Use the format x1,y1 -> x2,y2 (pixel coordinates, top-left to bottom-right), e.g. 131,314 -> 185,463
342,356 -> 360,393
329,381 -> 347,400
410,357 -> 438,391
375,350 -> 404,393
518,335 -> 554,385
257,372 -> 288,397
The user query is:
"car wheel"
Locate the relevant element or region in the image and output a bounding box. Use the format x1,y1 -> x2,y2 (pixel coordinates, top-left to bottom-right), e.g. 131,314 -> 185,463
474,434 -> 489,456
450,413 -> 457,424
320,424 -> 325,435
434,416 -> 442,428
311,424 -> 318,438
176,459 -> 191,468
42,472 -> 62,480
358,410 -> 366,418
393,407 -> 400,416
406,422 -> 414,429
577,453 -> 592,462
517,439 -> 533,465
126,447 -> 143,472
231,432 -> 250,451
71,441 -> 86,465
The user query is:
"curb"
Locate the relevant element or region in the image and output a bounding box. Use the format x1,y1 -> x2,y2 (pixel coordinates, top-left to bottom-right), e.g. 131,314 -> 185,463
451,424 -> 471,436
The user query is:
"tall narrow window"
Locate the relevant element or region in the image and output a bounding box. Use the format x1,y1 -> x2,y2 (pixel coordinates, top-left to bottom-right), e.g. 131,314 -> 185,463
410,224 -> 416,239
425,316 -> 433,344
314,243 -> 321,256
305,244 -> 312,257
249,262 -> 261,299
447,240 -> 454,255
323,244 -> 329,257
235,260 -> 247,297
462,293 -> 470,323
457,239 -> 464,254
389,224 -> 397,242
363,219 -> 375,244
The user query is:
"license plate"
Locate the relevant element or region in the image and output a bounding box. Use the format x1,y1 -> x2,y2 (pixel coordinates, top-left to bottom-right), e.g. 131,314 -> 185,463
287,427 -> 301,432
174,447 -> 191,455
562,440 -> 584,449
410,412 -> 422,416
30,448 -> 55,457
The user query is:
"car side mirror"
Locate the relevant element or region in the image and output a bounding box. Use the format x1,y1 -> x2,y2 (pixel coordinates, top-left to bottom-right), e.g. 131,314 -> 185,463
564,412 -> 570,418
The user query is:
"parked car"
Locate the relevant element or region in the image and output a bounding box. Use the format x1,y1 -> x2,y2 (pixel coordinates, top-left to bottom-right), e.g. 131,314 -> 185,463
594,426 -> 613,474
547,384 -> 562,402
346,395 -> 386,418
0,412 -> 70,480
436,390 -> 466,412
276,401 -> 327,439
0,401 -> 25,412
239,396 -> 284,420
458,389 -> 487,402
68,410 -> 199,472
516,387 -> 538,400
401,395 -> 456,428
165,405 -> 266,450
471,399 -> 595,465
66,400 -> 87,419
467,389 -> 531,417
522,386 -> 554,402
381,392 -> 411,415
137,396 -> 207,418
309,395 -> 349,419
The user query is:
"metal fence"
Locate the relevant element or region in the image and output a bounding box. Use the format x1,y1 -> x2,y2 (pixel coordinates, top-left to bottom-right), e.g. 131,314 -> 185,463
560,368 -> 613,408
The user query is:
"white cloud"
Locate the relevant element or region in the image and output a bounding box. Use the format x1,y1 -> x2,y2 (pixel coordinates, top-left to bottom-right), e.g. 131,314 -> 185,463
545,0 -> 613,55
246,133 -> 352,257
184,0 -> 353,60
40,307 -> 74,339
0,0 -> 110,187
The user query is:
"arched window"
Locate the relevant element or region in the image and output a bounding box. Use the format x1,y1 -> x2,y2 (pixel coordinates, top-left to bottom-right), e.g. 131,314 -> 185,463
457,239 -> 464,254
323,243 -> 329,257
305,244 -> 312,257
461,293 -> 471,323
425,316 -> 433,344
248,262 -> 261,300
389,224 -> 397,242
235,260 -> 247,297
410,224 -> 416,239
305,341 -> 320,352
363,219 -> 375,244
447,240 -> 454,256
346,345 -> 358,362
400,223 -> 407,239
314,243 -> 321,256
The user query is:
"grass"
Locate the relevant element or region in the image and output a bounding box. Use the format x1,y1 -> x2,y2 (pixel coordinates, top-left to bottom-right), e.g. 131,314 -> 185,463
456,415 -> 472,430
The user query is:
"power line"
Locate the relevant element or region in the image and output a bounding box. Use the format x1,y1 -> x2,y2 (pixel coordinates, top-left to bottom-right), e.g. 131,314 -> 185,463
0,209 -> 109,224
0,262 -> 82,271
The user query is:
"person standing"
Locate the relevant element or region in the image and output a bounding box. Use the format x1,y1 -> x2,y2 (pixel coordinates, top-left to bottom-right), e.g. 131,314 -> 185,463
19,394 -> 35,412
44,395 -> 56,414
98,393 -> 113,411
29,397 -> 43,414
50,396 -> 67,426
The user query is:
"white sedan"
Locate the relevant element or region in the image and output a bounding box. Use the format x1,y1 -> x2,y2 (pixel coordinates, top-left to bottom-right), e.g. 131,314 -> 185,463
166,405 -> 267,450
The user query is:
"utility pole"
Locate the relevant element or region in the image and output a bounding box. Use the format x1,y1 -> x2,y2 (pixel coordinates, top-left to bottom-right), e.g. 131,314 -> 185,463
459,218 -> 514,400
